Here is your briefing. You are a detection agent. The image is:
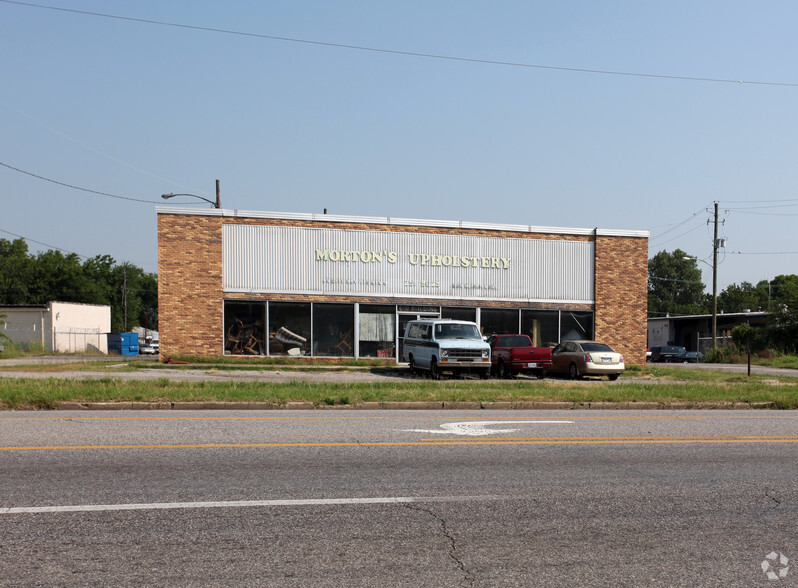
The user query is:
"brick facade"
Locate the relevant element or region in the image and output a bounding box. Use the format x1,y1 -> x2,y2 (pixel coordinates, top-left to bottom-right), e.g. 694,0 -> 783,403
158,214 -> 224,358
158,211 -> 648,364
594,235 -> 649,365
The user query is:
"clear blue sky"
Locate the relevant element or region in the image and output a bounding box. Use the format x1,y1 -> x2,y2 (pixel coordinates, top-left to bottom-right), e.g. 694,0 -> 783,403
3,1 -> 798,293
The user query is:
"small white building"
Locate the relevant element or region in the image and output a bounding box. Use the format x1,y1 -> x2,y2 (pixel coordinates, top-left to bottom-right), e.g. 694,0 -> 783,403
0,302 -> 111,353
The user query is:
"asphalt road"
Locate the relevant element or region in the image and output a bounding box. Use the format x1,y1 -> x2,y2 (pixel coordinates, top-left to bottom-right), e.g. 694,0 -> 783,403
1,410 -> 797,587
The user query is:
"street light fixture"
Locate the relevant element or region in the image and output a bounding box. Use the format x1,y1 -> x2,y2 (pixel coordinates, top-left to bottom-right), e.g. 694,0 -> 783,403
161,179 -> 221,208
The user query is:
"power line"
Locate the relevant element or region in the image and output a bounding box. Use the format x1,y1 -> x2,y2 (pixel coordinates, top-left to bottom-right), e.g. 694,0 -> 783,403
649,220 -> 707,248
727,209 -> 798,216
0,161 -> 160,204
721,198 -> 798,203
0,228 -> 158,287
648,276 -> 705,285
0,98 -> 201,193
0,226 -> 89,259
649,204 -> 713,241
727,250 -> 798,256
3,0 -> 798,88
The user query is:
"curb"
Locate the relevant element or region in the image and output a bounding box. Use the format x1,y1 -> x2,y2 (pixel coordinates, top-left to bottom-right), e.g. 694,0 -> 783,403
53,400 -> 777,411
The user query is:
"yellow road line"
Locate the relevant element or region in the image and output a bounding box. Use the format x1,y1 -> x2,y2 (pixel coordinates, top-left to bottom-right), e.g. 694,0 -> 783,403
3,436 -> 798,451
422,435 -> 798,441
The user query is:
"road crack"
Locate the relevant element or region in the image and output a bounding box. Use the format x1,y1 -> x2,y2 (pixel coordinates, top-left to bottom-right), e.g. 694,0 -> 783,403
765,487 -> 782,509
402,503 -> 474,587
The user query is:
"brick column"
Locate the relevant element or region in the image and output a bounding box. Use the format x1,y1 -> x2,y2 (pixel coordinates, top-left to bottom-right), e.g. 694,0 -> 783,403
594,234 -> 648,365
158,214 -> 223,358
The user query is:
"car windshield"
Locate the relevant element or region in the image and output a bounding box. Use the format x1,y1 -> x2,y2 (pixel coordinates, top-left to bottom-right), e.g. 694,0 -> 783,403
435,323 -> 482,340
581,343 -> 614,352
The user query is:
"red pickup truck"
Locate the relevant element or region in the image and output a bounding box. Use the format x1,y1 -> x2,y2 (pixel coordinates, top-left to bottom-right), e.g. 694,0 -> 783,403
488,334 -> 553,379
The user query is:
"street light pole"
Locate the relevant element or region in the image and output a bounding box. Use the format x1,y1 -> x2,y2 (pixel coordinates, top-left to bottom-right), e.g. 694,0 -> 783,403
161,180 -> 221,208
711,201 -> 718,352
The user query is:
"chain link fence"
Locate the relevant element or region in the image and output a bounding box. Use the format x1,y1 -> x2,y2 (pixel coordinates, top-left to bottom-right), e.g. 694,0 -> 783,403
0,324 -> 107,354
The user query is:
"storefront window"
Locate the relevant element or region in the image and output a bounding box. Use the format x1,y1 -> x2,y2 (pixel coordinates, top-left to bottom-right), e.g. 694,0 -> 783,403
441,307 -> 476,322
224,302 -> 266,355
358,304 -> 395,358
313,303 -> 355,357
560,311 -> 593,341
521,310 -> 559,348
268,302 -> 311,356
480,308 -> 520,337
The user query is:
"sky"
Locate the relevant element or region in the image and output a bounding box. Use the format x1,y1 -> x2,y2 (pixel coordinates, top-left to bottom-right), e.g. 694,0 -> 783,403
3,1 -> 798,293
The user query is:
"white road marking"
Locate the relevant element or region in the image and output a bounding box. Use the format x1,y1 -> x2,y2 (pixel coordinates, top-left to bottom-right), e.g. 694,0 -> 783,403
0,495 -> 507,515
405,420 -> 573,436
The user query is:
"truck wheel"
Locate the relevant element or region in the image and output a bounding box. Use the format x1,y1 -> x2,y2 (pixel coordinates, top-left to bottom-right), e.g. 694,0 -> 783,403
497,359 -> 507,379
568,363 -> 580,380
408,356 -> 417,376
430,359 -> 441,380
608,374 -> 620,381
479,369 -> 490,380
534,369 -> 546,380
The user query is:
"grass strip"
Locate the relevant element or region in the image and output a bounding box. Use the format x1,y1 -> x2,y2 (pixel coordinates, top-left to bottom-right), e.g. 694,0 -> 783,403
1,377 -> 798,410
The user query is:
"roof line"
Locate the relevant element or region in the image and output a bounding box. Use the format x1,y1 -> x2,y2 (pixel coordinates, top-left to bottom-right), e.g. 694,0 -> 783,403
156,207 -> 650,239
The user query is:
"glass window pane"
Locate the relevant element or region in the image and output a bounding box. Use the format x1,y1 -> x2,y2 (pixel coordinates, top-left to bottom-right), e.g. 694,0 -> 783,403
442,307 -> 476,321
313,303 -> 354,357
521,310 -> 559,347
224,302 -> 266,356
561,311 -> 593,341
359,306 -> 396,358
480,308 -> 519,337
268,302 -> 311,356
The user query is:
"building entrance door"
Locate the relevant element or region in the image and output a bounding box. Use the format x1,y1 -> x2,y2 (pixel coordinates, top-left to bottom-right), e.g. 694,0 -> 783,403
397,311 -> 440,363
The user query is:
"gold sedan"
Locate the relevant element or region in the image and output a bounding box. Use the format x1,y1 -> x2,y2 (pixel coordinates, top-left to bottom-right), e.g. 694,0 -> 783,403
549,340 -> 624,381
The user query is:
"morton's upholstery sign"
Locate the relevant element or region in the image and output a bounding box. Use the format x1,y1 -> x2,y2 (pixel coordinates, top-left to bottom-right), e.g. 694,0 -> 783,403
223,225 -> 594,303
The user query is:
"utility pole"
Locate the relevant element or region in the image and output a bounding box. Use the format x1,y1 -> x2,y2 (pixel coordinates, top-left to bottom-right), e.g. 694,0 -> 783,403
122,268 -> 128,332
712,202 -> 718,352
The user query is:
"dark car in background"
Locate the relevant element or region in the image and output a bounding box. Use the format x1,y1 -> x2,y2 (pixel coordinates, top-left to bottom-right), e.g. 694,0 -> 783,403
676,350 -> 704,363
649,345 -> 687,363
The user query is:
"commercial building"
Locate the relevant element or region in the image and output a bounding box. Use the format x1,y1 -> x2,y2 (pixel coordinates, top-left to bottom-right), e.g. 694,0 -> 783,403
648,311 -> 769,352
0,301 -> 111,353
157,208 -> 649,364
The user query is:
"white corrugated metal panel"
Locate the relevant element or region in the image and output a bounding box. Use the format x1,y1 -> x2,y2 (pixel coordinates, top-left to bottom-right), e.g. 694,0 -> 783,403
223,225 -> 594,303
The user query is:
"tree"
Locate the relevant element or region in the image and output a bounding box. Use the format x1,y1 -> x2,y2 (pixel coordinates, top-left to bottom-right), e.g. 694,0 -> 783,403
28,250 -> 100,305
83,259 -> 156,332
0,242 -> 157,333
648,249 -> 708,317
0,312 -> 9,344
717,282 -> 763,314
0,238 -> 33,304
82,254 -> 117,306
767,275 -> 798,311
731,323 -> 768,354
137,272 -> 159,331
